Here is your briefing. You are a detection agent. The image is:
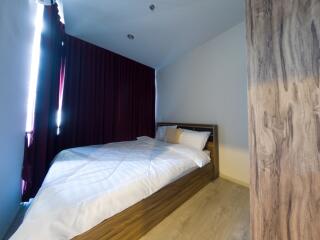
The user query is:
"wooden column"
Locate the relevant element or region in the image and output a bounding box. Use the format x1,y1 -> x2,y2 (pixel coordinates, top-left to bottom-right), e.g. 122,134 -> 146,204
246,0 -> 320,239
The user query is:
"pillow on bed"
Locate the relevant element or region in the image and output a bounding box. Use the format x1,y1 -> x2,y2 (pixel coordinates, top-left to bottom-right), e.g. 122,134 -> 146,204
168,143 -> 211,167
164,128 -> 183,144
155,125 -> 177,141
178,129 -> 211,150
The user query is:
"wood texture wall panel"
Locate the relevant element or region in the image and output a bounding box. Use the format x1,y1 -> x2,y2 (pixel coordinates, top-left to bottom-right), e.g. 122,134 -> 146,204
246,0 -> 320,239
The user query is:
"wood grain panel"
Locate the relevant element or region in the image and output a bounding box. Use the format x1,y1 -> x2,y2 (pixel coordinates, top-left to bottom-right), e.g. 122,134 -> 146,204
246,0 -> 320,239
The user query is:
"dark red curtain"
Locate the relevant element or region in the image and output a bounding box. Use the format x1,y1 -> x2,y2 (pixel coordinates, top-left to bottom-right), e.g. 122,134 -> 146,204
59,36 -> 155,149
22,4 -> 64,201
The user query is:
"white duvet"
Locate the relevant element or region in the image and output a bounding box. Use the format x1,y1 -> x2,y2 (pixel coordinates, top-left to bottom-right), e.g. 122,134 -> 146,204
11,137 -> 210,240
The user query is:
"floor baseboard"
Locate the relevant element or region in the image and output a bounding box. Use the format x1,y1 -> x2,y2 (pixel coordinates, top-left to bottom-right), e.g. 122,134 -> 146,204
219,174 -> 249,188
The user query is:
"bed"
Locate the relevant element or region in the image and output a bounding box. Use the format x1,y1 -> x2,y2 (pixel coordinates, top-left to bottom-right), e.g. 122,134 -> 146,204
11,123 -> 219,240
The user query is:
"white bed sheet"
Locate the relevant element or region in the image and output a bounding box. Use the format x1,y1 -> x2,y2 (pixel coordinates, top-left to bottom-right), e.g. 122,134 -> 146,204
11,137 -> 210,240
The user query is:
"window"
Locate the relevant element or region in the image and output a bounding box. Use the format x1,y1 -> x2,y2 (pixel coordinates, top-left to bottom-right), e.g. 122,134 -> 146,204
25,4 -> 44,146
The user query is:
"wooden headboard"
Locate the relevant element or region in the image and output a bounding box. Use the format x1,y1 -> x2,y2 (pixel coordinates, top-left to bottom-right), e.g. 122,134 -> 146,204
157,122 -> 219,179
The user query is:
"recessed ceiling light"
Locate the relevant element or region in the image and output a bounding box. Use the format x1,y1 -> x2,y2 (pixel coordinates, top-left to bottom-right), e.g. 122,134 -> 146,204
127,34 -> 135,40
149,4 -> 155,11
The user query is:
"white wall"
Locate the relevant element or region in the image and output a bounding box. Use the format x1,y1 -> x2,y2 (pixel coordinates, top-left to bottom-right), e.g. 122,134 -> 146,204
157,22 -> 249,186
0,0 -> 37,237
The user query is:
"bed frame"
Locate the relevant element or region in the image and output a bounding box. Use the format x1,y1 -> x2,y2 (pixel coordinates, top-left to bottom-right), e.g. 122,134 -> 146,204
73,123 -> 219,240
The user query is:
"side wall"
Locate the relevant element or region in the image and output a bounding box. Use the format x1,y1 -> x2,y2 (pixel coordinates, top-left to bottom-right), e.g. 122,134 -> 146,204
0,0 -> 37,237
156,22 -> 249,185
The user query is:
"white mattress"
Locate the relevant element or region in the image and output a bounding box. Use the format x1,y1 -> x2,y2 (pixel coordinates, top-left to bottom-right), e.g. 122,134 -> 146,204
11,137 -> 210,240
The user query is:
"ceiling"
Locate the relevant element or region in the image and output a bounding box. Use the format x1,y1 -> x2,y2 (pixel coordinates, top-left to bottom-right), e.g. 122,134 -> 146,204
62,0 -> 245,69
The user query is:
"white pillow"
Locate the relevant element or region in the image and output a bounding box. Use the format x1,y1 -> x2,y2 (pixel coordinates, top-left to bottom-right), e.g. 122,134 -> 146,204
179,129 -> 211,150
168,144 -> 211,167
155,125 -> 177,141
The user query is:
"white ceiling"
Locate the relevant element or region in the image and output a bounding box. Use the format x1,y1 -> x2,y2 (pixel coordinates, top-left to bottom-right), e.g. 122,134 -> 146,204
62,0 -> 245,69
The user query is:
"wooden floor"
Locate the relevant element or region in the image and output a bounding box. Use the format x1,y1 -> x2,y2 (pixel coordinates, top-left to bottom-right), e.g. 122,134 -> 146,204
6,179 -> 249,240
140,178 -> 250,240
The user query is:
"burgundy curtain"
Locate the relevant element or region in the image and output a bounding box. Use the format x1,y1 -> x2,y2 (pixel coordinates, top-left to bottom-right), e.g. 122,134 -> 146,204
59,36 -> 155,149
22,4 -> 64,201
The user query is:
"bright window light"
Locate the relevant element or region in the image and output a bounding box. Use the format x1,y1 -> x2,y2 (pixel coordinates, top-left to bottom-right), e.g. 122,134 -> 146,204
57,0 -> 65,24
25,4 -> 44,146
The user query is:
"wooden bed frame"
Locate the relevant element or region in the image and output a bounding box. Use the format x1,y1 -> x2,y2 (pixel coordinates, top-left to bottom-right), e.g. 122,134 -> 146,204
73,123 -> 219,240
